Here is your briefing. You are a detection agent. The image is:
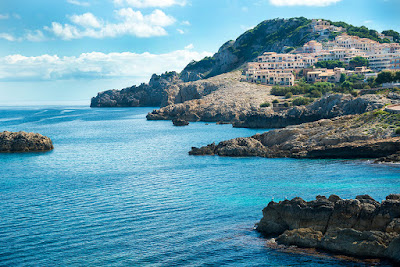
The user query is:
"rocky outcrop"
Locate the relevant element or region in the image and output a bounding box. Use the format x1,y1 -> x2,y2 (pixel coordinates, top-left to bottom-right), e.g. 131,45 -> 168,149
256,195 -> 400,262
233,94 -> 390,128
147,71 -> 277,123
90,72 -> 181,108
172,118 -> 189,126
180,17 -> 314,82
189,111 -> 400,160
0,131 -> 53,152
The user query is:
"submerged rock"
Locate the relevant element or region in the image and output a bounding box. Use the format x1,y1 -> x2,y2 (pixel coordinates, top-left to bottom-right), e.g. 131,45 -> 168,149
172,118 -> 189,127
257,195 -> 400,263
0,131 -> 53,152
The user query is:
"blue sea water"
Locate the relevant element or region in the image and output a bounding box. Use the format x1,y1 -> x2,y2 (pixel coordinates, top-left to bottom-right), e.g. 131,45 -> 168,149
0,106 -> 399,266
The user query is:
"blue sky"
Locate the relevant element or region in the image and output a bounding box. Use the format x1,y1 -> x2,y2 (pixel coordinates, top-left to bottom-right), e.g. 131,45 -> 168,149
0,0 -> 399,105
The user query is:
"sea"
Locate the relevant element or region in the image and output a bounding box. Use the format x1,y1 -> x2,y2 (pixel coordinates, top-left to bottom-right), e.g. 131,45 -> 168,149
0,106 -> 399,266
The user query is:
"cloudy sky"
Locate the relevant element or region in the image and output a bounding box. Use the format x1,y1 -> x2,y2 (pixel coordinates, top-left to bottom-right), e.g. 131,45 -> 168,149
0,0 -> 399,105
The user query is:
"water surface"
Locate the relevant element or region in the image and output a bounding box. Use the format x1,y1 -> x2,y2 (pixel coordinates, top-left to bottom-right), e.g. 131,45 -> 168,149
0,107 -> 399,266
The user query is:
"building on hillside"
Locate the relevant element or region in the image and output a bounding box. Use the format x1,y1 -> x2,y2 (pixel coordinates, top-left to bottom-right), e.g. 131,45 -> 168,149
378,32 -> 394,42
303,41 -> 323,53
245,69 -> 294,86
310,19 -> 344,35
368,53 -> 400,71
255,52 -> 317,69
306,68 -> 345,83
391,57 -> 400,70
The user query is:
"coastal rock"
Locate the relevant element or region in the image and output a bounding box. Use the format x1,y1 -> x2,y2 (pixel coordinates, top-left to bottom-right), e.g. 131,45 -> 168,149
90,72 -> 181,108
147,71 -> 277,123
189,112 -> 400,160
233,94 -> 389,129
172,118 -> 189,127
0,131 -> 53,152
257,195 -> 400,262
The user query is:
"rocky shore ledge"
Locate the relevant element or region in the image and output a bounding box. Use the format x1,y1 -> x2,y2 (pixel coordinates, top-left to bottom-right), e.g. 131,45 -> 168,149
256,195 -> 400,263
0,131 -> 53,152
189,111 -> 400,161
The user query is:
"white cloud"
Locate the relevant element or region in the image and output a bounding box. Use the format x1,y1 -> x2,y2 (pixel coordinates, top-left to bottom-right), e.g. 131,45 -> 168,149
177,29 -> 185,34
0,33 -> 16,41
0,14 -> 9,20
181,20 -> 190,26
25,30 -> 46,42
69,13 -> 102,28
184,44 -> 194,49
67,0 -> 90,6
114,0 -> 186,8
0,49 -> 212,81
45,9 -> 176,39
269,0 -> 342,6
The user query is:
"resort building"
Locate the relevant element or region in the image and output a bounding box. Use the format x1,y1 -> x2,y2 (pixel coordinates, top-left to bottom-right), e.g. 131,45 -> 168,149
255,52 -> 317,70
303,41 -> 323,53
245,69 -> 295,86
391,57 -> 400,70
306,68 -> 345,83
368,53 -> 400,71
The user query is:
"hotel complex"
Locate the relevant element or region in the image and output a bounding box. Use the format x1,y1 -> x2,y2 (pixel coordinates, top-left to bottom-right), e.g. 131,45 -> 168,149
244,21 -> 400,86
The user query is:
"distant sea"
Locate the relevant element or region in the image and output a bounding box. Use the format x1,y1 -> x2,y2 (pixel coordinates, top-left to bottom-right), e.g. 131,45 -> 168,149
0,106 -> 399,266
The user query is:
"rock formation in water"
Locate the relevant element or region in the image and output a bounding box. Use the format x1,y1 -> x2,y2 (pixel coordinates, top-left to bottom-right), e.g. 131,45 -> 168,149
172,118 -> 189,126
90,72 -> 181,108
189,111 -> 400,160
0,131 -> 53,152
256,195 -> 400,263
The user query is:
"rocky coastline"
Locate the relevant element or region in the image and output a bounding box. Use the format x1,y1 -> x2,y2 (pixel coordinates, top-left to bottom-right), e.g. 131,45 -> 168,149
189,111 -> 400,161
256,195 -> 400,263
0,131 -> 53,153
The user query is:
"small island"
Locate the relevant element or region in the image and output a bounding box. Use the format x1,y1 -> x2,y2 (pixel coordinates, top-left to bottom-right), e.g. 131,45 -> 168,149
256,194 -> 400,263
0,131 -> 54,153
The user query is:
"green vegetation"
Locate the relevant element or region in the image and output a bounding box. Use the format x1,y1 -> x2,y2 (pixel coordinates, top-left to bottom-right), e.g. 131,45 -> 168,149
375,71 -> 400,85
260,102 -> 271,108
272,99 -> 279,104
349,57 -> 369,69
292,97 -> 313,106
314,60 -> 346,69
396,127 -> 400,135
271,81 -> 335,97
382,30 -> 400,42
183,57 -> 215,73
285,92 -> 293,99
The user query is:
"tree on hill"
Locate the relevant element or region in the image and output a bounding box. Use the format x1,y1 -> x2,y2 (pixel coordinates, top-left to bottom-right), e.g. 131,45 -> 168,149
375,71 -> 394,85
314,60 -> 346,69
382,30 -> 400,42
349,57 -> 369,69
395,71 -> 400,83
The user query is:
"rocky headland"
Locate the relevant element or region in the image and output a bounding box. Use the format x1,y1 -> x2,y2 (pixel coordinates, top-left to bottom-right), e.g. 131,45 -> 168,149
0,131 -> 53,153
189,110 -> 400,161
256,194 -> 400,263
146,71 -> 277,123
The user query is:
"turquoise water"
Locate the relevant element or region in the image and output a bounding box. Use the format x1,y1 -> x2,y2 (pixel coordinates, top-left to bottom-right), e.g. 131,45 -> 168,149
0,107 -> 399,266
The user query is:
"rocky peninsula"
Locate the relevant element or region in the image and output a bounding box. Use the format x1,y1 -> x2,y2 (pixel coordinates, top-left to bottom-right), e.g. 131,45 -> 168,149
256,194 -> 400,263
189,110 -> 400,161
0,131 -> 53,153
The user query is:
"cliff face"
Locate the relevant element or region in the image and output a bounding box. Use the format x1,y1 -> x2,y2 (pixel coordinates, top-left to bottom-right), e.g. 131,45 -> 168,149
146,71 -> 278,123
233,94 -> 390,129
0,131 -> 53,152
189,111 -> 400,160
90,72 -> 181,108
256,195 -> 400,262
180,17 -> 313,82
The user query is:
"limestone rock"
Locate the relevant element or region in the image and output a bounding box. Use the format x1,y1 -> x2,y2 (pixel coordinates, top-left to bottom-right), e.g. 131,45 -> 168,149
0,131 -> 53,152
172,118 -> 189,127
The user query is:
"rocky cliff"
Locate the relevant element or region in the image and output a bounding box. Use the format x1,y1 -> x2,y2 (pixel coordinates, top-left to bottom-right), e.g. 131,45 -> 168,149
189,110 -> 400,160
233,94 -> 390,129
0,131 -> 53,152
256,195 -> 400,262
90,71 -> 181,108
146,71 -> 278,122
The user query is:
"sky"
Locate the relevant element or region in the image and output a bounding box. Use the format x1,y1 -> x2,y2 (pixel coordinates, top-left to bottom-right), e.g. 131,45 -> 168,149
0,0 -> 399,105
